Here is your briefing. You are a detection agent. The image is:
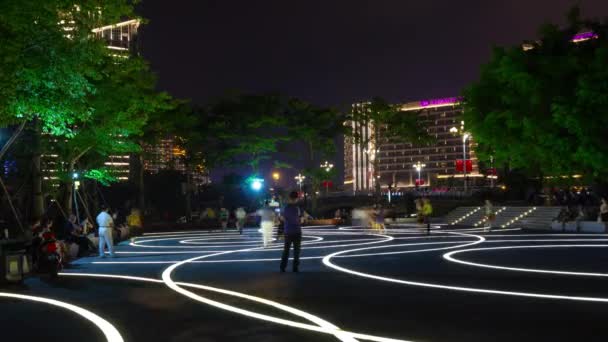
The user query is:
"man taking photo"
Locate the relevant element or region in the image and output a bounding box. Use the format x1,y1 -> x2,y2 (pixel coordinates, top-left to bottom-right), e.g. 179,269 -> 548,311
280,191 -> 302,273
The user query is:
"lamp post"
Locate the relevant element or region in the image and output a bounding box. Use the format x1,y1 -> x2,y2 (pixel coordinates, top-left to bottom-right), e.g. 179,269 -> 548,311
490,155 -> 494,188
271,171 -> 280,192
450,124 -> 470,193
320,161 -> 334,194
463,133 -> 470,192
413,161 -> 426,187
72,172 -> 81,223
294,173 -> 305,192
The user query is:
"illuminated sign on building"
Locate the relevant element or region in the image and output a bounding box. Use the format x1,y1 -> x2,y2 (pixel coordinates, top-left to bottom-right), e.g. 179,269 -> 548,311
419,97 -> 460,107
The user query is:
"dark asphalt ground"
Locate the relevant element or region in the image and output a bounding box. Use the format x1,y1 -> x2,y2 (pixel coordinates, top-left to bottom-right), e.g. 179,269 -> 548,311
2,225 -> 608,342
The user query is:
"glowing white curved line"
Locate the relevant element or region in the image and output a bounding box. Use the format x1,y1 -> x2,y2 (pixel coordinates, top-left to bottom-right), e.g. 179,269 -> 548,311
160,235 -> 410,342
131,234 -> 323,249
57,272 -> 361,342
444,244 -> 608,277
0,292 -> 123,342
323,234 -> 608,303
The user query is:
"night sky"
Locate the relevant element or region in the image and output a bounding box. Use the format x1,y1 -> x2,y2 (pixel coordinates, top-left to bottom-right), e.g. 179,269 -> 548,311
138,0 -> 608,184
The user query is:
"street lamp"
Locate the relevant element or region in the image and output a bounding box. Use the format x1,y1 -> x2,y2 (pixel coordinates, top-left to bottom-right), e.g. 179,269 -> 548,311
450,124 -> 471,192
413,161 -> 426,187
294,173 -> 306,192
272,172 -> 280,181
320,161 -> 334,193
72,171 -> 81,223
250,178 -> 264,191
463,133 -> 470,192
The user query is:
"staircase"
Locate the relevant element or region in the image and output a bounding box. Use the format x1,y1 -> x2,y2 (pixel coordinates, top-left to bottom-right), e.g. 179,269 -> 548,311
446,207 -> 483,226
519,207 -> 562,230
473,206 -> 507,227
492,207 -> 530,228
446,206 -> 563,230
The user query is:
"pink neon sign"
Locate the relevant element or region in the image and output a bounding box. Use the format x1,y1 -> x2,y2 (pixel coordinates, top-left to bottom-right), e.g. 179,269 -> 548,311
419,97 -> 460,107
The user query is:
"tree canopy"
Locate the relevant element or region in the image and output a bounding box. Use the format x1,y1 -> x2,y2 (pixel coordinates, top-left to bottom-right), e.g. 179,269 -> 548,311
463,7 -> 608,181
0,0 -> 139,135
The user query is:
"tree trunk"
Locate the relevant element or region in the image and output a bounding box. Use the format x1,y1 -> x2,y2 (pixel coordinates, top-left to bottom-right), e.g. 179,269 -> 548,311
63,160 -> 76,215
31,120 -> 44,219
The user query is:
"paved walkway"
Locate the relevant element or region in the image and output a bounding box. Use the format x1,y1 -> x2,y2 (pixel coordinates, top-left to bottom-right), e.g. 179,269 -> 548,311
3,224 -> 608,341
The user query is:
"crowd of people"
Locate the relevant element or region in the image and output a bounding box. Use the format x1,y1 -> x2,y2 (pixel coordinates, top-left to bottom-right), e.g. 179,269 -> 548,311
554,197 -> 608,228
28,206 -> 144,270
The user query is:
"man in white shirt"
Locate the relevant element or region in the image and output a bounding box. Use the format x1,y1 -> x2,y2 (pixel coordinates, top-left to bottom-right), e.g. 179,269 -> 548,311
257,201 -> 275,247
96,205 -> 115,258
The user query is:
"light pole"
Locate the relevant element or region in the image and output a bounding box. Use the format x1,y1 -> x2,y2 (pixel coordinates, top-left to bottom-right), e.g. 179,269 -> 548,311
463,133 -> 470,192
413,161 -> 426,187
320,161 -> 334,194
490,155 -> 494,188
294,173 -> 305,192
450,124 -> 470,192
72,172 -> 81,223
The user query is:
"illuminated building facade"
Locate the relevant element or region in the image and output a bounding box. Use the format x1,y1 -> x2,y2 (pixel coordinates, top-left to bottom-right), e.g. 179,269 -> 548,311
143,137 -> 210,186
344,97 -> 483,191
94,19 -> 141,181
344,102 -> 375,191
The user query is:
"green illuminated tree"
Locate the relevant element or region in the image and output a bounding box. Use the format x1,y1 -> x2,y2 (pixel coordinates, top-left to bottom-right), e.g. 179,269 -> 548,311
51,55 -> 173,213
0,0 -> 142,221
463,7 -> 608,184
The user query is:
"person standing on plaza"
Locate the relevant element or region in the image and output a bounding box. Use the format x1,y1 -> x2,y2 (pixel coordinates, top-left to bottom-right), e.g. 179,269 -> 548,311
280,191 -> 303,273
484,199 -> 495,231
374,205 -> 386,234
422,198 -> 433,235
599,198 -> 608,223
235,207 -> 247,234
96,205 -> 115,258
257,201 -> 275,247
219,208 -> 229,232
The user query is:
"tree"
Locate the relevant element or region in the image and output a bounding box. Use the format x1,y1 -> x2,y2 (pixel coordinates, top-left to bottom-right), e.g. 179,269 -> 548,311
202,92 -> 288,173
285,99 -> 345,213
463,7 -> 608,184
0,0 -> 141,222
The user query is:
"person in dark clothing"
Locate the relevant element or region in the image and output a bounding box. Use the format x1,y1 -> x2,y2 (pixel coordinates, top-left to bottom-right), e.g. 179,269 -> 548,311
280,191 -> 302,273
65,214 -> 91,257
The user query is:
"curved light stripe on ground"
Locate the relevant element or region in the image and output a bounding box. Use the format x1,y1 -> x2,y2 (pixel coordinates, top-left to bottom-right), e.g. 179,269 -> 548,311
60,270 -> 407,342
444,244 -> 608,277
322,233 -> 608,303
0,292 -> 123,342
160,236 -> 414,342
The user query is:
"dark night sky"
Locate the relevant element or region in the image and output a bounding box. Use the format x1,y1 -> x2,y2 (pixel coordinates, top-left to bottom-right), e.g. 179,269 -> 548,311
137,1 -> 608,184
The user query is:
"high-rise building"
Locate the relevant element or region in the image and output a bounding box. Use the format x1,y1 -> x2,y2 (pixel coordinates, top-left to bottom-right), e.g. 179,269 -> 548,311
344,97 -> 485,191
143,137 -> 210,186
94,19 -> 141,181
42,19 -> 141,185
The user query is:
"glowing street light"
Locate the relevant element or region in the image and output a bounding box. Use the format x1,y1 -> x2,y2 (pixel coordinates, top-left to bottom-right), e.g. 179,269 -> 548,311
250,178 -> 264,191
450,123 -> 471,192
413,161 -> 426,186
272,172 -> 280,181
463,133 -> 470,192
321,161 -> 334,172
294,173 -> 306,192
320,161 -> 334,193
